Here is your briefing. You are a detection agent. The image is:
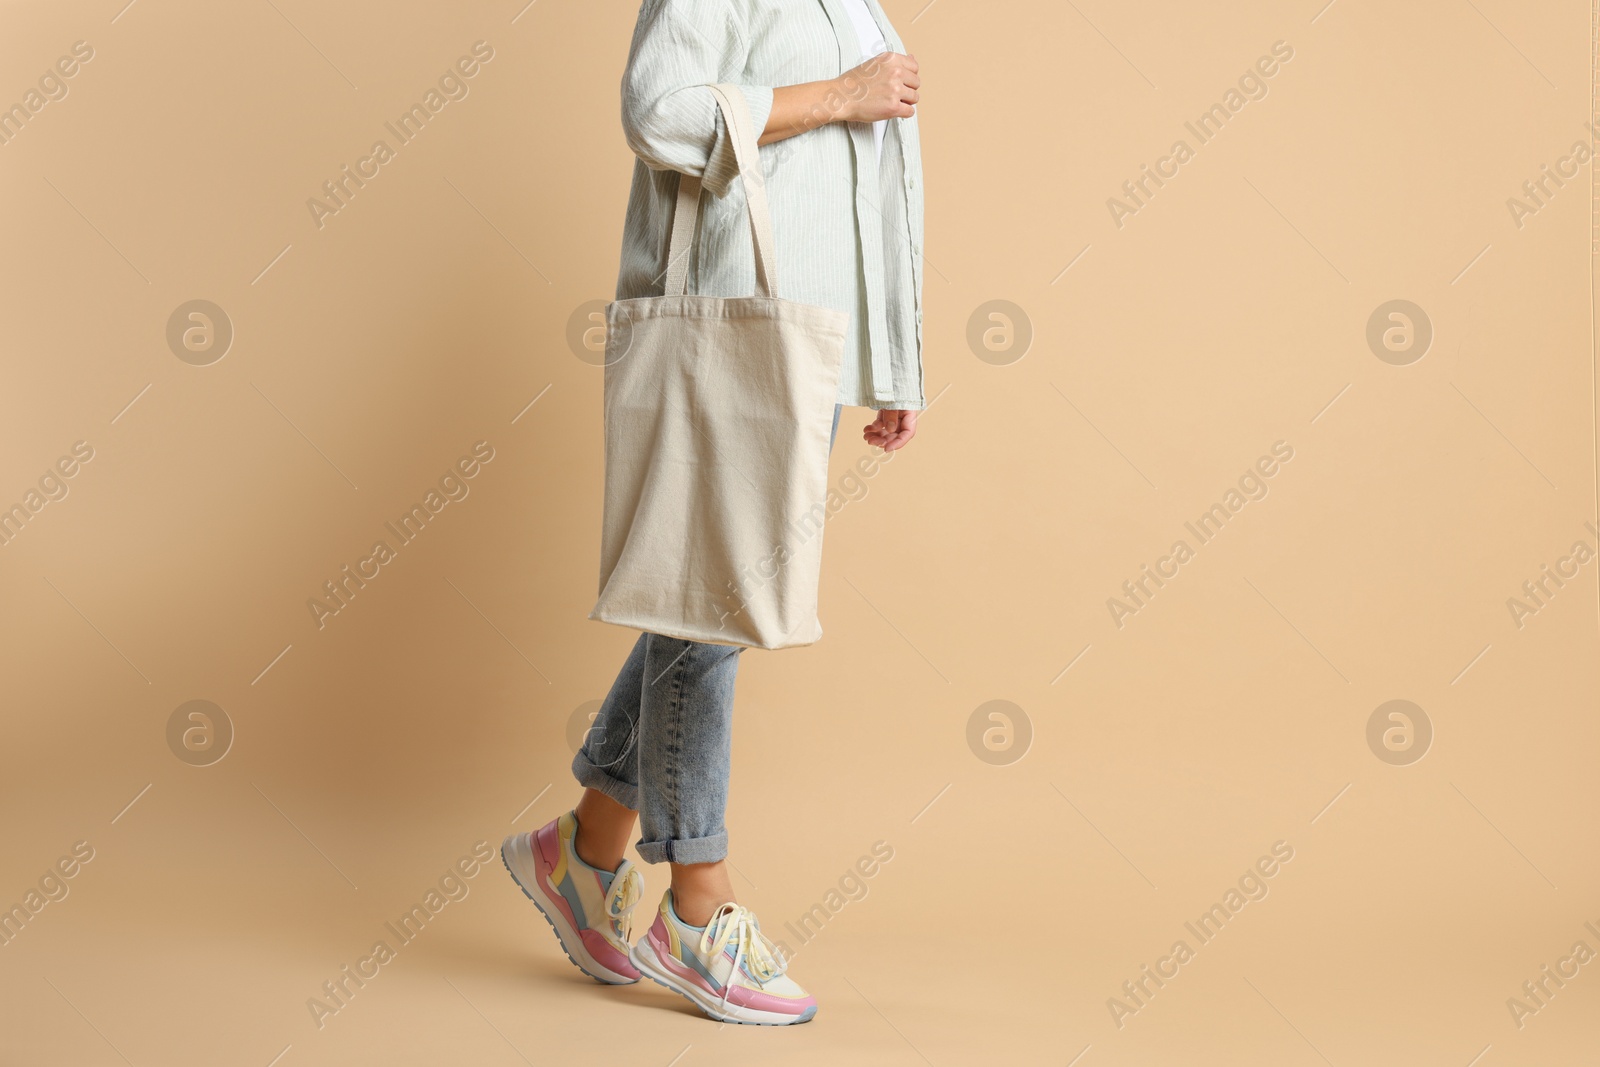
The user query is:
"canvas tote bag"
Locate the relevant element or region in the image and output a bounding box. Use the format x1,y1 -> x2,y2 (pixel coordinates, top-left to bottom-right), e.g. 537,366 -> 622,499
589,83 -> 848,650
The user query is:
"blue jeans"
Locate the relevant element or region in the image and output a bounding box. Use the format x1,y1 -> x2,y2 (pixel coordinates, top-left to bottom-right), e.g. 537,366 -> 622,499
573,404 -> 843,864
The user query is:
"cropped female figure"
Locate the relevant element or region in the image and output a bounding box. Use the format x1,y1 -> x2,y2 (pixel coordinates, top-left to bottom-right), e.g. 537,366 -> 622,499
502,0 -> 925,1025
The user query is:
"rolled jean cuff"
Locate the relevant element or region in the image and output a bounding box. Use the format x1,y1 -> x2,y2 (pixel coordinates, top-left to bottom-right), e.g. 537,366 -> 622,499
571,750 -> 639,812
636,831 -> 728,866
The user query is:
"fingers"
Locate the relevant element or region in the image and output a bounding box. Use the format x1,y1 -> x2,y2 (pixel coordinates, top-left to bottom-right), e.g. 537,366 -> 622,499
854,54 -> 916,120
860,410 -> 919,451
897,57 -> 919,112
882,410 -> 917,451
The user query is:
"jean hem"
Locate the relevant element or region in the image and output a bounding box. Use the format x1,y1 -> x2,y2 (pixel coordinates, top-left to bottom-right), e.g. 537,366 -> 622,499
636,831 -> 728,866
571,750 -> 639,812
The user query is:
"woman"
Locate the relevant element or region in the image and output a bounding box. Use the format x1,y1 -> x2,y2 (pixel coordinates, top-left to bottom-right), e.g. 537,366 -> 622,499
502,0 -> 925,1025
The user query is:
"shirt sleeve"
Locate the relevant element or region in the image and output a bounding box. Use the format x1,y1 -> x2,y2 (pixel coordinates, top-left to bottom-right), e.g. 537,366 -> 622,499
620,0 -> 777,198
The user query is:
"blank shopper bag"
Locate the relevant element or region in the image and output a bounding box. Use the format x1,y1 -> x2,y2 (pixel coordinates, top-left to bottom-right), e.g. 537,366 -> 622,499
589,83 -> 848,650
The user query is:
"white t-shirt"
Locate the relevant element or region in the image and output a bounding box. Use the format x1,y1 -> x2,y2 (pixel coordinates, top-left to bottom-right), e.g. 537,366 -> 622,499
839,0 -> 888,162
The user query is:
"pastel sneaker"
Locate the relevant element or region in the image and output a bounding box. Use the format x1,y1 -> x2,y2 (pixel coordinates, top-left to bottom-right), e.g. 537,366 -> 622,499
631,892 -> 818,1025
501,811 -> 643,984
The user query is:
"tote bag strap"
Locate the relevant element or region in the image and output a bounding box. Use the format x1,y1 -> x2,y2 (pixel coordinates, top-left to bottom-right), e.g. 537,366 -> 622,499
663,84 -> 780,299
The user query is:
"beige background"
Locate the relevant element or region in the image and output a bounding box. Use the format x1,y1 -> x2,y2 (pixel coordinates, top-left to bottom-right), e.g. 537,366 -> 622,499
2,0 -> 1596,1064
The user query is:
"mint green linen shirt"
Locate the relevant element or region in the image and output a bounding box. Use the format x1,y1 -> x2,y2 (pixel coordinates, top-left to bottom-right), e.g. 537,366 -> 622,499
615,0 -> 926,410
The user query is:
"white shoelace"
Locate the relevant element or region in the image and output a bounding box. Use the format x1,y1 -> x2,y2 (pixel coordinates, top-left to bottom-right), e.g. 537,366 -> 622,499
603,860 -> 644,943
699,902 -> 786,1006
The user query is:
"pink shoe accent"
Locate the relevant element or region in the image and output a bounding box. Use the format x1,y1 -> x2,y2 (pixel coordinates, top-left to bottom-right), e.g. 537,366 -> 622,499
723,982 -> 816,1016
534,822 -> 560,869
581,928 -> 635,973
528,826 -> 580,929
649,932 -> 720,996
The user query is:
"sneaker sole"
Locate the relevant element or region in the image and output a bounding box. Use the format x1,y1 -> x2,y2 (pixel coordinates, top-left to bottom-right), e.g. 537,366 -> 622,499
630,933 -> 817,1026
500,833 -> 638,986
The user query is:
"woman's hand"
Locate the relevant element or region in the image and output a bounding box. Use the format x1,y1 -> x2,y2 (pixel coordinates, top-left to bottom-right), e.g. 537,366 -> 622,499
760,53 -> 920,145
863,409 -> 918,452
835,52 -> 920,123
